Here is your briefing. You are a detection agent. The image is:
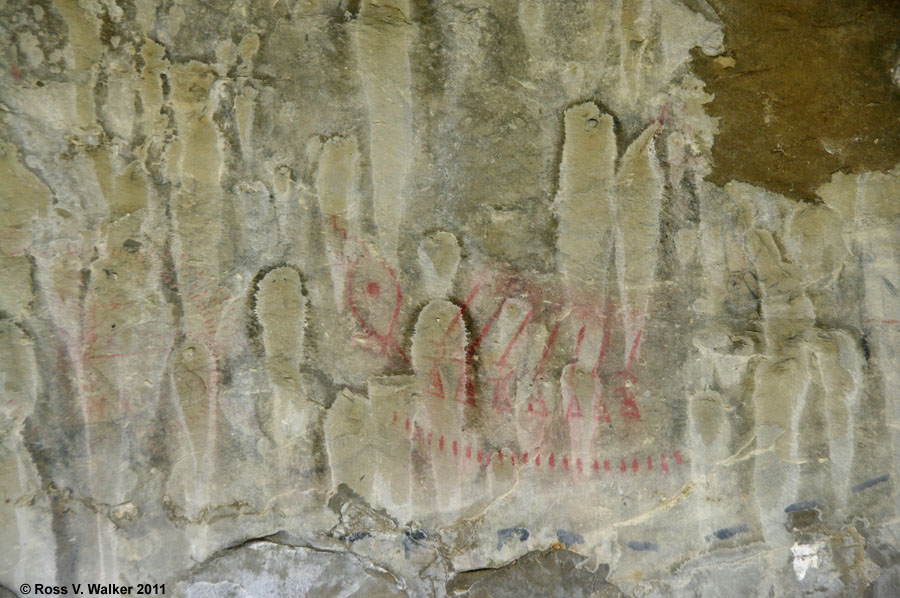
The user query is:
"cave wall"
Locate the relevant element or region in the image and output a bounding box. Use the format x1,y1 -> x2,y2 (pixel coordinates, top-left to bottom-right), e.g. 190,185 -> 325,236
2,0 -> 900,596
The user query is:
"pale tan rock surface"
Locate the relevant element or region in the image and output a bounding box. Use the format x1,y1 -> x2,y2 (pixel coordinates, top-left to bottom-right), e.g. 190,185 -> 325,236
0,0 -> 898,596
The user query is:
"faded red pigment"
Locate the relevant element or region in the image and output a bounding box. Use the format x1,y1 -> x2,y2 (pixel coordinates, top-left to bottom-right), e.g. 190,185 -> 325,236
328,217 -> 651,426
74,246 -> 245,424
388,411 -> 686,477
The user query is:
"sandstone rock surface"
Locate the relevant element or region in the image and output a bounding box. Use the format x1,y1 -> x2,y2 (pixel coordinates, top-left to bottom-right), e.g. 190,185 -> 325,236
1,0 -> 899,596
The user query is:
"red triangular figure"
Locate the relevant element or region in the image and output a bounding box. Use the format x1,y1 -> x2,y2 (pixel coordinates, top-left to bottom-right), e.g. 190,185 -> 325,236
618,387 -> 641,420
560,365 -> 583,419
593,396 -> 611,422
491,371 -> 514,413
566,395 -> 584,418
427,365 -> 445,399
527,394 -> 549,416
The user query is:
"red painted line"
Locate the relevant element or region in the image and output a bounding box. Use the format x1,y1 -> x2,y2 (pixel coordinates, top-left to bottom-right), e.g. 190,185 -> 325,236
574,326 -> 586,362
477,450 -> 483,463
563,457 -> 569,471
486,452 -> 492,465
620,459 -> 627,473
464,378 -> 478,406
405,418 -> 410,432
428,432 -> 432,446
604,459 -> 611,473
647,455 -> 653,470
466,445 -> 472,460
549,453 -> 555,469
632,458 -> 639,472
627,330 -> 643,369
591,329 -> 612,377
467,301 -> 505,361
657,100 -> 671,126
496,308 -> 534,367
439,436 -> 444,451
674,450 -> 683,465
534,321 -> 562,379
618,330 -> 644,381
446,285 -> 481,337
498,450 -> 504,463
523,452 -> 529,464
576,458 -> 583,473
416,287 -> 480,382
511,455 -> 515,466
330,215 -> 349,240
661,452 -> 669,473
536,455 -> 541,466
453,441 -> 458,456
865,318 -> 900,325
346,256 -> 410,364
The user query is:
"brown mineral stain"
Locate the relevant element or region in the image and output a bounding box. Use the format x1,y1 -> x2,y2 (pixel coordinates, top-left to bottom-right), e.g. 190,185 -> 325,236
692,0 -> 900,200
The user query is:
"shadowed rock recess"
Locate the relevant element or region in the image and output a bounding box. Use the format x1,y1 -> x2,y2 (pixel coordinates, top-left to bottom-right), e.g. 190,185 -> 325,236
1,0 -> 899,596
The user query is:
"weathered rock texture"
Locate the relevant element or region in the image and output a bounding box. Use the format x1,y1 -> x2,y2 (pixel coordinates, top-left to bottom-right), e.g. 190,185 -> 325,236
0,0 -> 899,596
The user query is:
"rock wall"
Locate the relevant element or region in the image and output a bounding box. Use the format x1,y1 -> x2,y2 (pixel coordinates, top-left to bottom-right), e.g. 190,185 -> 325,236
1,0 -> 900,596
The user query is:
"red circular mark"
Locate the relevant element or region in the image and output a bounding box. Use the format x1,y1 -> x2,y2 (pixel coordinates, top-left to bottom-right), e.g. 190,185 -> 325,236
346,255 -> 408,363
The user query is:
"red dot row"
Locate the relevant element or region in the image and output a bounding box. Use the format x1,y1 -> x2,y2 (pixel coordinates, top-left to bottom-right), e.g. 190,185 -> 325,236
393,411 -> 684,474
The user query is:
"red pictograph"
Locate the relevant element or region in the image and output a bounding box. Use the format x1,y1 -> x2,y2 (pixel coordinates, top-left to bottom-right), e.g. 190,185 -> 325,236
347,252 -> 409,363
